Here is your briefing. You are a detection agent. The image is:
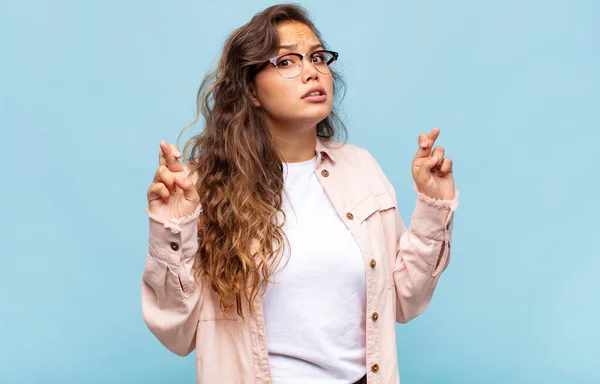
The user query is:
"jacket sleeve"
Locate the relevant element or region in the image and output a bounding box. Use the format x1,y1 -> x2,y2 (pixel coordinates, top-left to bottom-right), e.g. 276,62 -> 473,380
392,185 -> 458,323
360,147 -> 459,324
141,204 -> 203,356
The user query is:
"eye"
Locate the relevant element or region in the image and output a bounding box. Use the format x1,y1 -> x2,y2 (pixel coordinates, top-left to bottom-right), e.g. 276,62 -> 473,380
275,54 -> 300,68
312,53 -> 325,63
312,51 -> 333,65
276,59 -> 291,67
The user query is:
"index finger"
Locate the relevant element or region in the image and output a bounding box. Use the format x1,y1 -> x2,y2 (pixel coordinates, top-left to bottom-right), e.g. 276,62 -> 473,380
428,127 -> 440,143
159,141 -> 184,172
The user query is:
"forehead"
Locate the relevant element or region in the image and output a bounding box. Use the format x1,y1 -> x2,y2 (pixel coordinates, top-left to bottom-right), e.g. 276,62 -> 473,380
276,21 -> 321,50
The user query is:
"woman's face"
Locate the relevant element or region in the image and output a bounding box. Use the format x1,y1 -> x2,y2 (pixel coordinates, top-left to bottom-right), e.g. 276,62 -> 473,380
253,21 -> 334,130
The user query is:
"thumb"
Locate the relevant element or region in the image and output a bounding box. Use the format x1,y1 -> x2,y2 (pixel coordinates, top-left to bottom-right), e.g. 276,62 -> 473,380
174,175 -> 198,200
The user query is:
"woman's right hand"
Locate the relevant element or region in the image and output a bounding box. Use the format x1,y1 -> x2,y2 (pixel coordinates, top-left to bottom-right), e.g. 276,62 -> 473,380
147,141 -> 200,220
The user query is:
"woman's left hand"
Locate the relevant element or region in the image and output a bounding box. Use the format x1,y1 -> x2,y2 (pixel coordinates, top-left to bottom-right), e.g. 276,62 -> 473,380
411,127 -> 456,201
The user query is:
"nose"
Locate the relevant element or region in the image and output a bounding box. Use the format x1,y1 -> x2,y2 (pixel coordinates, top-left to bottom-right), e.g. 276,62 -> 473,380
301,55 -> 319,83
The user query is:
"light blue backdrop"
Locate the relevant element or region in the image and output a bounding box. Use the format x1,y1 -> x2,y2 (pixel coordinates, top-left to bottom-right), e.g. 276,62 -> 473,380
1,0 -> 598,383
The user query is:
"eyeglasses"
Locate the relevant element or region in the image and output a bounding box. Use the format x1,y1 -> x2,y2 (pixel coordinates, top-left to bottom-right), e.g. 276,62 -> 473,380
257,50 -> 339,79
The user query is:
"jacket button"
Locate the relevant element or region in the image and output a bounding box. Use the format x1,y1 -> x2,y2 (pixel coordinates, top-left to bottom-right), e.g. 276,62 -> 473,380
372,312 -> 379,321
371,364 -> 379,373
370,259 -> 376,268
170,242 -> 180,251
321,169 -> 329,177
346,212 -> 354,220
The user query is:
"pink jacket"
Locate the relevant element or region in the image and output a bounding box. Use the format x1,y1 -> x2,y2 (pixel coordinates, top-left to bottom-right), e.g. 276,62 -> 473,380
141,140 -> 458,384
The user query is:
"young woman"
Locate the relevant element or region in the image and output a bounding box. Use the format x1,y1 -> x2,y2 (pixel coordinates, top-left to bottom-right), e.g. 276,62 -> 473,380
142,4 -> 458,384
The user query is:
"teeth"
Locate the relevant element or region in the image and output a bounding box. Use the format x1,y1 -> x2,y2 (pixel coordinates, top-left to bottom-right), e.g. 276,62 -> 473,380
308,91 -> 322,96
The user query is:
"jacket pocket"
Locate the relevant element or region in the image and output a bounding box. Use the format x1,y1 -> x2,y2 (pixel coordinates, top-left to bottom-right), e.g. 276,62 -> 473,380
352,192 -> 396,223
351,192 -> 397,290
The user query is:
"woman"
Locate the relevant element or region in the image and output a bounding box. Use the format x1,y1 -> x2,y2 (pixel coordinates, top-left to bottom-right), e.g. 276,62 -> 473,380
142,4 -> 458,384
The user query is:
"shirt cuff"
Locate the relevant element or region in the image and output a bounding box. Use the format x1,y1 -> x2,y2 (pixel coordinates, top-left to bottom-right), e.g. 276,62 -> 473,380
410,186 -> 459,241
413,184 -> 460,211
146,204 -> 203,234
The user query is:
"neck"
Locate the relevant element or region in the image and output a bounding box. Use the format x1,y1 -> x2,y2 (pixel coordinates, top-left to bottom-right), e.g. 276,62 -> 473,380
268,120 -> 318,163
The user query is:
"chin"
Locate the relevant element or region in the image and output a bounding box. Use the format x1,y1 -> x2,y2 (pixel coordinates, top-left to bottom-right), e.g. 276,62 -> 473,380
301,104 -> 333,122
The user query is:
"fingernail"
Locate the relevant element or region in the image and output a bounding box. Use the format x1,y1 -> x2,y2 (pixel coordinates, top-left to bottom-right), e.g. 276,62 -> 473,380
421,141 -> 427,148
431,155 -> 438,162
175,151 -> 182,157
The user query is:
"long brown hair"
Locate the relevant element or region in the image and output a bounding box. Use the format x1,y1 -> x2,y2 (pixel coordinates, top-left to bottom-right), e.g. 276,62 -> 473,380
178,3 -> 347,320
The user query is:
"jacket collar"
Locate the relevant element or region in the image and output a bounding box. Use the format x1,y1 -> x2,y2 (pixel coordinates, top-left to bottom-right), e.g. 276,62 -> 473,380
315,137 -> 337,166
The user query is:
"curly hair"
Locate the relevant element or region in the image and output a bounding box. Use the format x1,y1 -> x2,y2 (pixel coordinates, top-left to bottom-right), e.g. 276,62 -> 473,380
178,3 -> 346,320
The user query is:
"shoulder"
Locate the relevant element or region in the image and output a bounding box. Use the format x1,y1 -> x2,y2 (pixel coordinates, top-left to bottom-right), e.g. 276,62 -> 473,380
323,141 -> 374,161
324,141 -> 394,191
325,141 -> 383,170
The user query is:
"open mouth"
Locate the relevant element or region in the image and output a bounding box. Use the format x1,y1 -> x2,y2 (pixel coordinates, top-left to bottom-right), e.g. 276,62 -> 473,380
302,87 -> 326,99
302,87 -> 327,101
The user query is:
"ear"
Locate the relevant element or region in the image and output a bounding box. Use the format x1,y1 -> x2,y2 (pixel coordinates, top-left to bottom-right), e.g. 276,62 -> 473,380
249,87 -> 261,108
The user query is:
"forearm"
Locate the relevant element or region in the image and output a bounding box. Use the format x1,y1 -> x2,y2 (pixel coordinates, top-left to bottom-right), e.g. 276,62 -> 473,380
394,190 -> 457,323
141,209 -> 203,356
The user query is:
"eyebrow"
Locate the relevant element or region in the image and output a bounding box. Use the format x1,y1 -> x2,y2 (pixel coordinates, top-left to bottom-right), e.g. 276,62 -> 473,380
277,43 -> 324,52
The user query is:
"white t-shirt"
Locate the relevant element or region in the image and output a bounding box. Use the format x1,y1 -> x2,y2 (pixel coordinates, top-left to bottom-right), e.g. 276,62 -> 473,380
262,155 -> 367,384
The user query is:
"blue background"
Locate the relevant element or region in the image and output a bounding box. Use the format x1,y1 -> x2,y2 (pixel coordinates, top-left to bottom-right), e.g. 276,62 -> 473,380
1,0 -> 598,383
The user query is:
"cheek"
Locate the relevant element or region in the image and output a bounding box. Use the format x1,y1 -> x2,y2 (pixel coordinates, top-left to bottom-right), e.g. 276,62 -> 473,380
265,83 -> 296,103
326,80 -> 335,105
256,77 -> 297,109
324,76 -> 335,97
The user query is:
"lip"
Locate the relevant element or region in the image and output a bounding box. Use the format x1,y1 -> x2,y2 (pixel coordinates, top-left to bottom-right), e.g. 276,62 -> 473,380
301,87 -> 327,102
